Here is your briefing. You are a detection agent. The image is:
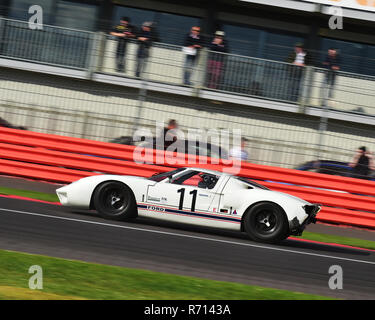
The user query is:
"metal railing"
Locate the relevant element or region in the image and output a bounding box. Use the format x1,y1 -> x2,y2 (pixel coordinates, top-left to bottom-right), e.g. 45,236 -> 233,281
0,101 -> 336,168
204,53 -> 297,101
0,18 -> 93,69
1,17 -> 375,116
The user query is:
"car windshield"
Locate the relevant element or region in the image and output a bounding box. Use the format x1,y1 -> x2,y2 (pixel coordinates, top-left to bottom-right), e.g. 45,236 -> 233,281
148,168 -> 186,182
235,177 -> 269,190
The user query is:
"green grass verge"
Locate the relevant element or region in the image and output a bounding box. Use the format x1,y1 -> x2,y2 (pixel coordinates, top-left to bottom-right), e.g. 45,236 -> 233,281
0,250 -> 333,300
0,186 -> 59,202
0,286 -> 86,300
297,231 -> 375,250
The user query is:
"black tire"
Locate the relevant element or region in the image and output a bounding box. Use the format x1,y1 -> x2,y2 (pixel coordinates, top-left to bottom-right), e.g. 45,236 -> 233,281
93,181 -> 137,221
243,202 -> 289,243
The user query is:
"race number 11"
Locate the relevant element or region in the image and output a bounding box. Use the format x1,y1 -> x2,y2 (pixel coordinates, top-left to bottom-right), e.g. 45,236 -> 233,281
177,188 -> 197,211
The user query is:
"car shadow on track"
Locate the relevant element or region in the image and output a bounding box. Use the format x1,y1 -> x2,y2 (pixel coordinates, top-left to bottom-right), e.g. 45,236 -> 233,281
69,208 -> 373,257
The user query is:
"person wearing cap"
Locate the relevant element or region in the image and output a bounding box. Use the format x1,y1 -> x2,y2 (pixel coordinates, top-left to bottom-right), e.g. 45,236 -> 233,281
182,26 -> 204,85
349,146 -> 375,179
135,21 -> 157,78
286,43 -> 312,102
110,17 -> 136,73
206,30 -> 229,89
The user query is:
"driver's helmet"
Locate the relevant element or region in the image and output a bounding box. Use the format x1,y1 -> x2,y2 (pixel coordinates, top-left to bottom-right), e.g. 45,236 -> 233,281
200,174 -> 217,189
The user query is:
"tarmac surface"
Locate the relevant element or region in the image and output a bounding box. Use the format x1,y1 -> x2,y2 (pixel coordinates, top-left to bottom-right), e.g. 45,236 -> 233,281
1,175 -> 374,299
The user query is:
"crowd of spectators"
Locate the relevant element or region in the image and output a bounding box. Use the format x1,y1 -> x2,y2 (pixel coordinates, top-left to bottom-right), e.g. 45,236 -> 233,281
110,18 -> 232,85
286,43 -> 341,102
110,18 -> 341,100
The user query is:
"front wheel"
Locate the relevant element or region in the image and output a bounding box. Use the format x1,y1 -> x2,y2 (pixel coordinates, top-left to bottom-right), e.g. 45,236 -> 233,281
93,181 -> 137,221
243,202 -> 289,243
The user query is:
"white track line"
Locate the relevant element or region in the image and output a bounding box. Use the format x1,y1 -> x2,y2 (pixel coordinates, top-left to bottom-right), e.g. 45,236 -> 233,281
1,207 -> 375,266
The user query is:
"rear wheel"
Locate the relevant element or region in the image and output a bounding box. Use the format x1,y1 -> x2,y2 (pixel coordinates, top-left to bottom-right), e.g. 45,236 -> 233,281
93,181 -> 137,221
243,202 -> 289,243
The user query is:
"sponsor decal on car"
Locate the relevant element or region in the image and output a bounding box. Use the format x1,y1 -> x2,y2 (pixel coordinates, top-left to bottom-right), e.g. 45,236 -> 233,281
147,205 -> 166,212
147,196 -> 161,202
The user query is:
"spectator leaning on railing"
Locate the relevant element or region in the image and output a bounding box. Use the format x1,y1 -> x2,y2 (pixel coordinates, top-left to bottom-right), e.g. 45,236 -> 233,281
182,26 -> 204,85
286,42 -> 312,102
135,22 -> 158,78
322,48 -> 341,101
110,16 -> 136,73
206,31 -> 229,89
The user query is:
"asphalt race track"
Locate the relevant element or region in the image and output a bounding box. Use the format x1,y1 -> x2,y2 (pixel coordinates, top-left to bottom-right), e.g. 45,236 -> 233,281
0,197 -> 374,299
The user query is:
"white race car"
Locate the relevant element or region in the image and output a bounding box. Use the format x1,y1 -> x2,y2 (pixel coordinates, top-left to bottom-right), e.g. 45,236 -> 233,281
56,167 -> 320,243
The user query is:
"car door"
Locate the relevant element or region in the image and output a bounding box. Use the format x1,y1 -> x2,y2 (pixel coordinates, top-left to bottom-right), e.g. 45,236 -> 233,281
145,170 -> 222,213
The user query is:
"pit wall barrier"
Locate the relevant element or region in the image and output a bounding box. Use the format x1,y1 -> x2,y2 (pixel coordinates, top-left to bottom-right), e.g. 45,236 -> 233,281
0,127 -> 374,229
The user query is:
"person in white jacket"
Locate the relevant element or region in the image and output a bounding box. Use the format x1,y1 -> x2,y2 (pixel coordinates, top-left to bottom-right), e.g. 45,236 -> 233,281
229,137 -> 249,161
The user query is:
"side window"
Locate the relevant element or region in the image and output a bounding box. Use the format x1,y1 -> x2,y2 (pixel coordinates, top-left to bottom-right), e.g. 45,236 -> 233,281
181,175 -> 202,187
171,171 -> 219,189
